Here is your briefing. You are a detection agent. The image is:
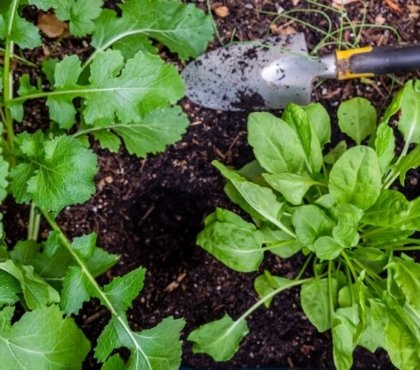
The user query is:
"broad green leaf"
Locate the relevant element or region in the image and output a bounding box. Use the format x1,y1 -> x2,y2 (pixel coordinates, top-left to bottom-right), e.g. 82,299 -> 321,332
259,225 -> 302,258
214,161 -> 288,232
92,106 -> 189,157
248,112 -> 307,174
0,260 -> 59,309
0,305 -> 90,369
352,247 -> 388,274
96,316 -> 185,370
304,102 -> 331,147
103,267 -> 146,315
393,80 -> 420,144
388,257 -> 420,311
11,133 -> 98,212
358,299 -> 388,352
363,227 -> 414,244
263,172 -> 322,205
332,305 -> 359,370
338,97 -> 377,145
362,190 -> 410,227
0,271 -> 20,307
324,140 -> 347,165
292,205 -> 334,248
301,278 -> 338,332
254,271 -> 291,307
393,145 -> 420,185
61,266 -> 93,315
0,6 -> 41,49
375,122 -> 395,173
329,146 -> 382,210
282,103 -> 323,173
188,314 -> 248,362
314,236 -> 344,260
197,208 -> 264,272
92,0 -> 213,60
385,306 -> 420,370
363,190 -> 420,230
332,204 -> 363,247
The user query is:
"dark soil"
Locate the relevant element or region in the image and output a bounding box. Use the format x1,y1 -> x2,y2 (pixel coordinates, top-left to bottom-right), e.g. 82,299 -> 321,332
4,0 -> 420,369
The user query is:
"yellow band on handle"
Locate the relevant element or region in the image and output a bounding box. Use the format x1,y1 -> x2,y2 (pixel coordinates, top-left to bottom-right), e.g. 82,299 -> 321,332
336,46 -> 375,80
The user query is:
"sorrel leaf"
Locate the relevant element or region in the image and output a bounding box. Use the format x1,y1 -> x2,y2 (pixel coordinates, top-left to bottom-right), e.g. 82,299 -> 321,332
188,314 -> 249,362
197,208 -> 264,272
303,102 -> 331,147
248,112 -> 307,174
338,97 -> 377,145
301,278 -> 337,332
329,146 -> 382,210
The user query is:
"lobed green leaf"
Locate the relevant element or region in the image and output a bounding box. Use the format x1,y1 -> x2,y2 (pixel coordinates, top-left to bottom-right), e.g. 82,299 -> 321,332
11,133 -> 98,212
92,0 -> 214,60
0,305 -> 90,368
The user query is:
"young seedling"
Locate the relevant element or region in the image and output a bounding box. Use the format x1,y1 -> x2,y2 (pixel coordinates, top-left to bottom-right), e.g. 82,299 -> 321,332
189,80 -> 420,370
0,0 -> 213,368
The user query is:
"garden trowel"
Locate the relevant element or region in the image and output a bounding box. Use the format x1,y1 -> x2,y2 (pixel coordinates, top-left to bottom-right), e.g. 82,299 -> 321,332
182,33 -> 420,111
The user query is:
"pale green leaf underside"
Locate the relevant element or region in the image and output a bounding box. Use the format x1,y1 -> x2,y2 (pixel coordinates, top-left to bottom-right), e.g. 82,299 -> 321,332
96,316 -> 185,370
197,208 -> 264,272
0,305 -> 90,369
92,0 -> 214,60
91,106 -> 188,157
188,313 -> 248,362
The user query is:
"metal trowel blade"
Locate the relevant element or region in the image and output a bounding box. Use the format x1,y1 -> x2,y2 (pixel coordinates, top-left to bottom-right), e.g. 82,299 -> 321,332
182,33 -> 326,111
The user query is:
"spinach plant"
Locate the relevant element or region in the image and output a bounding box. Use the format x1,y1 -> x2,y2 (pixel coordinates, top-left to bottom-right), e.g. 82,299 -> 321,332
188,81 -> 420,370
0,0 -> 213,368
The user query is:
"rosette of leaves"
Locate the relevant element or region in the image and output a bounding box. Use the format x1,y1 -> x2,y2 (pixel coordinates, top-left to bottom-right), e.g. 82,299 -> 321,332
189,80 -> 420,370
0,0 -> 213,368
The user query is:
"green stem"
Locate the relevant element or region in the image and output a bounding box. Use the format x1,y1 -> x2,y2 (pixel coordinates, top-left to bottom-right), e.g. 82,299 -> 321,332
41,209 -> 118,316
296,254 -> 313,280
260,239 -> 294,251
3,0 -> 20,152
28,208 -> 42,241
327,260 -> 335,328
380,246 -> 420,252
0,48 -> 37,68
236,277 -> 312,324
40,209 -> 152,365
342,250 -> 358,281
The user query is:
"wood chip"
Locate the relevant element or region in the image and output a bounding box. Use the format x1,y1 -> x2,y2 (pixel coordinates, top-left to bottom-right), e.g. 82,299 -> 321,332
214,6 -> 229,18
408,4 -> 420,19
383,0 -> 402,13
332,0 -> 361,7
37,12 -> 67,38
375,14 -> 386,25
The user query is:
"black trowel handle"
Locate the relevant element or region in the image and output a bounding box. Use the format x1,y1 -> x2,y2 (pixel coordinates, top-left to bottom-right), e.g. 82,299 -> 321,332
335,44 -> 420,80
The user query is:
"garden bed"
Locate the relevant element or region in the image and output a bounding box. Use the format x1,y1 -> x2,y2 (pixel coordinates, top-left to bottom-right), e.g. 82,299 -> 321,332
2,0 -> 420,369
